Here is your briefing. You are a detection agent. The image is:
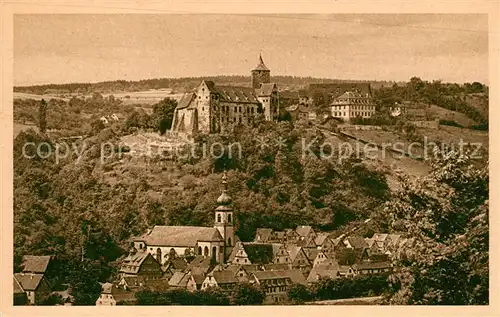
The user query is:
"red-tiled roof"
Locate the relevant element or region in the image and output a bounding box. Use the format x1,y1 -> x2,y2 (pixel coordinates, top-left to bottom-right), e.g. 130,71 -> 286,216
144,226 -> 223,246
212,270 -> 238,284
14,273 -> 45,291
345,236 -> 369,250
255,228 -> 273,242
295,226 -> 314,237
175,92 -> 196,110
21,255 -> 52,274
13,276 -> 25,294
119,251 -> 153,275
256,83 -> 276,96
214,85 -> 259,103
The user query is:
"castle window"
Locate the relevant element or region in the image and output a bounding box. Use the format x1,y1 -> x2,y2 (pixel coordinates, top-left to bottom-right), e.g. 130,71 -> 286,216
228,237 -> 232,246
217,214 -> 221,223
234,107 -> 237,112
227,214 -> 232,223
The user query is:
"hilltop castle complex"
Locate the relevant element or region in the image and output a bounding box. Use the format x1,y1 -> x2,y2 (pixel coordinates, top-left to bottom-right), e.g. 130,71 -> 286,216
171,55 -> 279,135
170,55 -> 376,135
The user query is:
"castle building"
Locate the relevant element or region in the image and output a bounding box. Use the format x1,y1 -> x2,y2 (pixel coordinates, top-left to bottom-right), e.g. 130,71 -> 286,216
171,55 -> 279,135
132,173 -> 237,265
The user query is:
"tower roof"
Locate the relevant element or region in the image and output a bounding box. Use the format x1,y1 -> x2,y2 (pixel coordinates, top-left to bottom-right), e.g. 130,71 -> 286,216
253,54 -> 270,71
216,172 -> 232,206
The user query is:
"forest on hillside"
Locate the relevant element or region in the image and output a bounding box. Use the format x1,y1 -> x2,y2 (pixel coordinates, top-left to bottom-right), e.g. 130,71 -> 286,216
14,75 -> 401,95
13,88 -> 489,304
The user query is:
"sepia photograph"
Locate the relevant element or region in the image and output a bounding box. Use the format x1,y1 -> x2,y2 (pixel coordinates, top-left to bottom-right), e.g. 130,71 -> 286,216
9,12 -> 491,307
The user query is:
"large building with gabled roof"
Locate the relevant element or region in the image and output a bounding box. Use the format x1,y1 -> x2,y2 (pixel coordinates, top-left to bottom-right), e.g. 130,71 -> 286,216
171,54 -> 279,135
132,173 -> 237,265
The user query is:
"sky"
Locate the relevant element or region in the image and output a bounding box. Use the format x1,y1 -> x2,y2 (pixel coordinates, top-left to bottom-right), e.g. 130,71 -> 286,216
14,14 -> 488,86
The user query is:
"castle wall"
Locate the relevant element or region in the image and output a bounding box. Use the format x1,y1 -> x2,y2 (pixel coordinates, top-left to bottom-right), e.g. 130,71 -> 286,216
196,83 -> 212,134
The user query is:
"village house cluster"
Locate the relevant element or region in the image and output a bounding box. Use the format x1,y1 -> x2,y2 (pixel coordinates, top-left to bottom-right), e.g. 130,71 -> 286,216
14,174 -> 406,305
13,173 -> 406,306
94,174 -> 405,305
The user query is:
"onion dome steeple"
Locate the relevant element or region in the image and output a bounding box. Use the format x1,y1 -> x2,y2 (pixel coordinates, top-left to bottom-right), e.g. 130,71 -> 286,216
216,172 -> 232,206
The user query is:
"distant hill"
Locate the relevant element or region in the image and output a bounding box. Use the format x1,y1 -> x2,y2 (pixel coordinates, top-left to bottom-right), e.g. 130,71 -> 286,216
14,76 -> 400,95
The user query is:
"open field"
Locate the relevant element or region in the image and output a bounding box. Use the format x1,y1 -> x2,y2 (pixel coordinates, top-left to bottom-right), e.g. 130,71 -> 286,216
428,104 -> 478,127
14,122 -> 38,137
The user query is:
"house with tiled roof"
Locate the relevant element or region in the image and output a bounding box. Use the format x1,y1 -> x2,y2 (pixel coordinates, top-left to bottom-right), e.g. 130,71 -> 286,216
295,225 -> 317,242
132,174 -> 237,265
118,250 -> 163,279
286,245 -> 312,273
352,261 -> 392,275
13,276 -> 27,305
306,259 -> 341,283
187,255 -> 214,276
168,271 -> 199,291
21,255 -> 53,274
315,234 -> 337,255
286,103 -> 309,123
228,242 -> 275,265
201,270 -> 239,292
212,264 -> 250,283
254,228 -> 273,243
171,55 -> 279,135
271,243 -> 291,265
304,249 -> 329,267
249,270 -> 294,304
95,282 -> 136,306
13,273 -> 51,305
343,235 -> 369,251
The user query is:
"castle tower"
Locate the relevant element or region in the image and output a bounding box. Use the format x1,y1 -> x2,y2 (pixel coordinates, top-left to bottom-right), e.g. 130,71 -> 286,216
214,172 -> 235,263
251,54 -> 271,89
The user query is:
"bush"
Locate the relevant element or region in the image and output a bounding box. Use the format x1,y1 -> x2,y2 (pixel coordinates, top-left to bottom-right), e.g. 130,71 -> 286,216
439,119 -> 463,128
311,274 -> 390,302
287,283 -> 313,303
231,283 -> 265,305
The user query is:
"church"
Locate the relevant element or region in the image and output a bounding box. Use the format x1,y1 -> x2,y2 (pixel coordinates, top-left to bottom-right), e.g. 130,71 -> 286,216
132,173 -> 237,264
171,55 -> 279,135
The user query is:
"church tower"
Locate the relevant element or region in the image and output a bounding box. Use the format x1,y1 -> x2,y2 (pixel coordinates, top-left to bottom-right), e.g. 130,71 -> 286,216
251,54 -> 271,89
214,172 -> 235,263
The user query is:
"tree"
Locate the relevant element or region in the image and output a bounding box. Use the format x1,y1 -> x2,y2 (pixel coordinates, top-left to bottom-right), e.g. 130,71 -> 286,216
67,260 -> 102,305
90,119 -> 105,135
231,283 -> 265,305
38,99 -> 47,133
379,150 -> 488,305
287,283 -> 313,303
152,98 -> 177,135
